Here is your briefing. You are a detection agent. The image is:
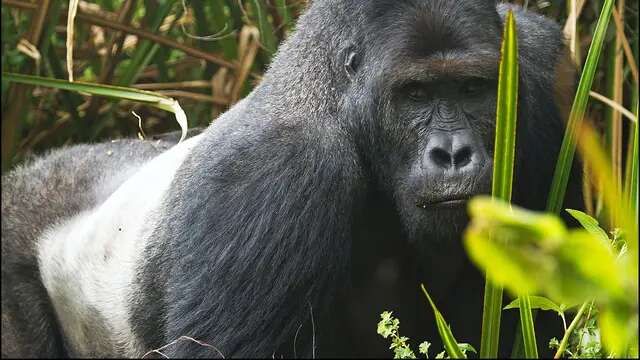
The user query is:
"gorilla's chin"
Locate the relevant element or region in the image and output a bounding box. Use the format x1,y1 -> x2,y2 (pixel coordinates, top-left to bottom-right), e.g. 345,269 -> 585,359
408,204 -> 473,285
405,202 -> 470,251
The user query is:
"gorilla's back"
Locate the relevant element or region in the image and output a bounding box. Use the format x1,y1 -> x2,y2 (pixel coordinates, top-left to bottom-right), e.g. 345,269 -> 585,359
2,139 -> 176,255
1,137 -> 177,357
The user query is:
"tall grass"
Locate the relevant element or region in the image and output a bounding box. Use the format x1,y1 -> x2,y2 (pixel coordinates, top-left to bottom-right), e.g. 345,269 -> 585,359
478,9 -> 521,359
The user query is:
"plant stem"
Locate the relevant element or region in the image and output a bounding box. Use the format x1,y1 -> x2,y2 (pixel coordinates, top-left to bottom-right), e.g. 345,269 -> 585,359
553,301 -> 590,359
519,295 -> 538,358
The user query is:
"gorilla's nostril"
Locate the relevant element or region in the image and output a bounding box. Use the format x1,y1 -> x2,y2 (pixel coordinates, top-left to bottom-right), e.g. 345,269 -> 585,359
430,148 -> 452,168
454,146 -> 473,168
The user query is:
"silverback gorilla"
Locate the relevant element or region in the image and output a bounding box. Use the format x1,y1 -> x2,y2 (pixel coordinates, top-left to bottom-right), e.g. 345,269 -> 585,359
1,1 -> 582,358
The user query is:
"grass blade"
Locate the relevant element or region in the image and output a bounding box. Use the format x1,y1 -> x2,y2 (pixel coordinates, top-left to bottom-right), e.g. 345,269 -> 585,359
519,294 -> 538,358
117,0 -> 178,86
546,0 -> 615,214
626,103 -> 639,217
421,285 -> 466,359
480,10 -> 522,358
250,0 -> 277,56
2,72 -> 187,141
513,0 -> 617,355
491,10 -> 518,202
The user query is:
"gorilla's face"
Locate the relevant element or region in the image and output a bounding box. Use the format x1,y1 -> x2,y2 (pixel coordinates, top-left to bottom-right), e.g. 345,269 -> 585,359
351,0 -> 504,245
389,70 -> 498,245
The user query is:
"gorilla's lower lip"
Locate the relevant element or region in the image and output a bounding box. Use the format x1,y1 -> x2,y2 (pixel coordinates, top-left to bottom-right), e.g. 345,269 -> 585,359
433,199 -> 468,206
417,198 -> 470,209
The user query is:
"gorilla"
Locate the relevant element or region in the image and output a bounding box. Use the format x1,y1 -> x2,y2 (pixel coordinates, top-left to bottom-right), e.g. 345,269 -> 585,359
1,0 -> 581,358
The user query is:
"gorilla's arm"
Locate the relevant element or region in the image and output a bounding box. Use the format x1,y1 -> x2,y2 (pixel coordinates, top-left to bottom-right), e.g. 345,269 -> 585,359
141,123 -> 364,357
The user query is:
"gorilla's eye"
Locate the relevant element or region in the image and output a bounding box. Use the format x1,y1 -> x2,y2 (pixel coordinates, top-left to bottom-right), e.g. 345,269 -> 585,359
406,83 -> 430,101
344,51 -> 359,78
460,78 -> 487,96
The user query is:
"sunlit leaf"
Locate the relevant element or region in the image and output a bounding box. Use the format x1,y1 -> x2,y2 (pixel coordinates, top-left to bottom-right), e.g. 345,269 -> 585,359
465,197 -> 627,306
599,302 -> 638,356
504,296 -> 563,314
566,209 -> 611,245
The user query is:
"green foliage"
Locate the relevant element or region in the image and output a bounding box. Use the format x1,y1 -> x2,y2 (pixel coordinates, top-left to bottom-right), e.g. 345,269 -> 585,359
3,72 -> 187,141
505,296 -> 576,315
464,197 -> 638,356
1,0 -> 638,357
480,9 -> 522,358
377,311 -> 417,359
421,285 -> 466,359
1,0 -> 308,168
465,198 -> 632,305
377,311 -> 474,359
546,0 -> 615,214
566,209 -> 611,245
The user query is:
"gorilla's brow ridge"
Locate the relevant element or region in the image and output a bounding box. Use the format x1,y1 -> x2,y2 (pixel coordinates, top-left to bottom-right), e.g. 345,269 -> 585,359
385,50 -> 500,86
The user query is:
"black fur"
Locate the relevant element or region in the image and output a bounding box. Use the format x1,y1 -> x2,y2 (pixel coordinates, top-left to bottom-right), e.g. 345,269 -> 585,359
2,1 -> 581,358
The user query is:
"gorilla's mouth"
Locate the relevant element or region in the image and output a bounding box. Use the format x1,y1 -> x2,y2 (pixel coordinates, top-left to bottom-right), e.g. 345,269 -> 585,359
416,195 -> 471,209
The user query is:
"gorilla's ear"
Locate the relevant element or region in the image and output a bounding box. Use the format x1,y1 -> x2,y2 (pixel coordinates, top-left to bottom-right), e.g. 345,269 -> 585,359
343,46 -> 360,80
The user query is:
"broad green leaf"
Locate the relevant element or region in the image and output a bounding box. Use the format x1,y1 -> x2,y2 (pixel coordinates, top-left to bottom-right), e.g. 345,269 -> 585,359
546,0 -> 615,214
421,285 -> 466,359
467,196 -> 566,247
465,198 -> 627,306
599,302 -> 637,356
565,209 -> 611,245
2,72 -> 187,142
553,231 -> 625,303
504,296 -> 562,313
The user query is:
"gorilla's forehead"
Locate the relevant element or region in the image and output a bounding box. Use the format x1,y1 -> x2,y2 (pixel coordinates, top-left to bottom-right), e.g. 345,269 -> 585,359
364,0 -> 502,52
359,0 -> 502,81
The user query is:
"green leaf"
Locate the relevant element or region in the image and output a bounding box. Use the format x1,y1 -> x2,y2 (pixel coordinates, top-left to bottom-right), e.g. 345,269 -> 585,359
465,197 -> 627,306
504,296 -> 563,314
491,10 -> 519,203
118,1 -> 178,85
546,0 -> 615,214
456,343 -> 477,355
565,209 -> 611,245
598,303 -> 636,357
421,285 -> 466,359
480,10 -> 520,358
250,0 -> 277,55
2,72 -> 188,142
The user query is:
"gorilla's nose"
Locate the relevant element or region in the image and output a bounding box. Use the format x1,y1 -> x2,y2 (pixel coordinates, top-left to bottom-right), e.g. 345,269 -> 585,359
423,131 -> 480,172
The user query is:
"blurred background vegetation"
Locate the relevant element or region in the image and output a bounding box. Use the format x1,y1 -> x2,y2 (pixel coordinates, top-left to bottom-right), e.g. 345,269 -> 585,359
1,0 -> 638,357
1,0 -> 309,170
1,0 -> 637,177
